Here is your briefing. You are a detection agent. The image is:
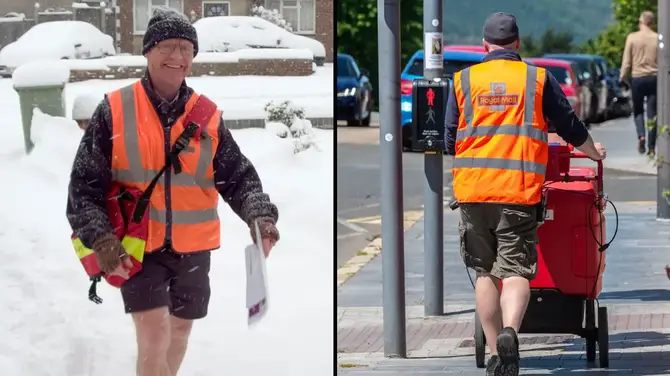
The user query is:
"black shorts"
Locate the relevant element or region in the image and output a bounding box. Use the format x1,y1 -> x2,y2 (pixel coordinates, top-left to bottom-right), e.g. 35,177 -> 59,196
120,249 -> 211,320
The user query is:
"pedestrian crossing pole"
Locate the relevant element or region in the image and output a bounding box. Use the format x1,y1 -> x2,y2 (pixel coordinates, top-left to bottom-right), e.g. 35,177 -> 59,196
657,0 -> 670,220
376,0 -> 407,358
422,0 -> 444,315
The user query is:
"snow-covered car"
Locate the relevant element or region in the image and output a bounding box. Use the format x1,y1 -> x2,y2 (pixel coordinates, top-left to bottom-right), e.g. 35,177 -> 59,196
193,16 -> 326,66
0,20 -> 115,71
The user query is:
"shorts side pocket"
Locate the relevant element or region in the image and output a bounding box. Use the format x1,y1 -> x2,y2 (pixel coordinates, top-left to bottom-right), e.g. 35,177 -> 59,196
523,235 -> 539,279
459,222 -> 473,268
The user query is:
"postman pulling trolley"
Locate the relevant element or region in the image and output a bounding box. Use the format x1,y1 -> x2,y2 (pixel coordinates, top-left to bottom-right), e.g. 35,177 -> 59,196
468,142 -> 615,368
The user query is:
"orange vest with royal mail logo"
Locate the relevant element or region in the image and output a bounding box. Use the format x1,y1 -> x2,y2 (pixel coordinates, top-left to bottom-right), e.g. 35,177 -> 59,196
107,81 -> 221,253
452,59 -> 548,205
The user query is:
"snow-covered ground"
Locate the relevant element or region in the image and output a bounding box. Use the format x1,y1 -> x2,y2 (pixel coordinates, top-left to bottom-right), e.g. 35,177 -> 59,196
0,87 -> 333,372
0,64 -> 333,120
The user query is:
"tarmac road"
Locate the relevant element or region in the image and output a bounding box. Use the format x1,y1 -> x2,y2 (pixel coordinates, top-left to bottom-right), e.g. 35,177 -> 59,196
336,115 -> 658,268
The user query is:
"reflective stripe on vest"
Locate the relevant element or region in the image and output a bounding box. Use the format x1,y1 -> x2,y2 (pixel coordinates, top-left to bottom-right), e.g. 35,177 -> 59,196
109,81 -> 221,252
115,85 -> 216,190
452,61 -> 548,205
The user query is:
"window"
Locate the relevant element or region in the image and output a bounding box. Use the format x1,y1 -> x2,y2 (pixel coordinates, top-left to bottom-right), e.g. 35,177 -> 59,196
337,57 -> 355,77
265,0 -> 315,34
202,1 -> 230,17
405,58 -> 480,78
134,0 -> 184,34
539,66 -> 573,86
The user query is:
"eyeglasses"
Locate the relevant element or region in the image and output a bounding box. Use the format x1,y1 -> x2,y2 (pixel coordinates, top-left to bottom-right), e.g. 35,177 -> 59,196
156,43 -> 194,56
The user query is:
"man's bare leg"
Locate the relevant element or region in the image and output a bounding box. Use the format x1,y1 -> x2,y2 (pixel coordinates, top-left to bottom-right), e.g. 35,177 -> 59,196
500,276 -> 530,331
166,316 -> 194,375
474,273 -> 503,355
132,307 -> 172,376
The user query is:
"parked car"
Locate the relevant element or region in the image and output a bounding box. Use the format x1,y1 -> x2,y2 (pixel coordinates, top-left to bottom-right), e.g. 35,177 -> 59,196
524,58 -> 590,122
543,54 -> 609,123
337,53 -> 374,126
443,45 -> 487,53
0,21 -> 115,71
193,16 -> 326,66
400,49 -> 486,149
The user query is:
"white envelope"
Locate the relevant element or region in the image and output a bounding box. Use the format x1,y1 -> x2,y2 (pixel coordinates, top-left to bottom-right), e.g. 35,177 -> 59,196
245,219 -> 269,327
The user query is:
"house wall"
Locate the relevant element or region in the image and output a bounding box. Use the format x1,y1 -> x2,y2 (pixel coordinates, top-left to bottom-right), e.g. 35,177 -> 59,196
314,0 -> 332,62
119,0 -> 252,54
118,0 -> 331,61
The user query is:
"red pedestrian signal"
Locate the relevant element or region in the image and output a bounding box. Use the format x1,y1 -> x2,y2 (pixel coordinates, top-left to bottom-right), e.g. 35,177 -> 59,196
426,88 -> 435,106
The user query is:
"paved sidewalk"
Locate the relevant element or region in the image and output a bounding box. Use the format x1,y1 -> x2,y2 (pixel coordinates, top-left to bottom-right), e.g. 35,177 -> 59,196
573,117 -> 656,175
337,202 -> 670,375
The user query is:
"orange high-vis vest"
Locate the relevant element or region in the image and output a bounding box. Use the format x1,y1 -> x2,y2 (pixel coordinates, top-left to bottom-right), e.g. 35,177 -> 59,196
107,81 -> 221,253
452,60 -> 548,205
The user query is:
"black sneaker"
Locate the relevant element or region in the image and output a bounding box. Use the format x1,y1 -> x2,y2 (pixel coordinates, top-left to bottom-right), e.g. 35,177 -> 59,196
486,355 -> 500,376
638,138 -> 646,154
495,327 -> 520,376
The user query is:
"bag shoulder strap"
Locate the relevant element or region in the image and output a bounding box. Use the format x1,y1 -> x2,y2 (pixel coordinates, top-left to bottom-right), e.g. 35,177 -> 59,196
170,95 -> 218,174
131,94 -> 219,223
183,94 -> 218,140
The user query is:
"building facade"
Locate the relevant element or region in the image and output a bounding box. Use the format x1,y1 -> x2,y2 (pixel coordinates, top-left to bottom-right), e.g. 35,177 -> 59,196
116,0 -> 333,60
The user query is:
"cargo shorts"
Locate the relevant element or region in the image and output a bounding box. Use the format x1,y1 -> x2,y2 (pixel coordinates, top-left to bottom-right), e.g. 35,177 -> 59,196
459,203 -> 539,280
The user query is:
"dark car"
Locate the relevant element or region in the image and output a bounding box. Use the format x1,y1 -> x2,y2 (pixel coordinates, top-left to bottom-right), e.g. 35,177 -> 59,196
400,49 -> 486,148
337,53 -> 374,126
524,58 -> 589,122
543,53 -> 609,123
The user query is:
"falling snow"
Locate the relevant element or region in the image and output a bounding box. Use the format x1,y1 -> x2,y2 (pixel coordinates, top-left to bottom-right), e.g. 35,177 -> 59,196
0,73 -> 333,375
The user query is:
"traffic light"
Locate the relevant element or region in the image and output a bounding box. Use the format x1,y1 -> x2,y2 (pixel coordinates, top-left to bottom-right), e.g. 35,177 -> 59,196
411,79 -> 449,151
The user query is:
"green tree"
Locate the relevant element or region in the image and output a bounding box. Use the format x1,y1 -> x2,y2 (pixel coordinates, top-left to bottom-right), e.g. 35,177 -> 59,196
612,0 -> 657,32
580,0 -> 656,67
337,0 -> 423,110
519,28 -> 576,57
519,35 -> 540,57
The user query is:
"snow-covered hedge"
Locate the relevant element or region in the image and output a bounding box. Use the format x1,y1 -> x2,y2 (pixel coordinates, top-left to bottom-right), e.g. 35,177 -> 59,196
250,5 -> 292,32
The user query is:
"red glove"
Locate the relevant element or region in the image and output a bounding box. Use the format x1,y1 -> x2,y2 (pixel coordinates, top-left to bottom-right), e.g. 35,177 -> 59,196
666,265 -> 670,280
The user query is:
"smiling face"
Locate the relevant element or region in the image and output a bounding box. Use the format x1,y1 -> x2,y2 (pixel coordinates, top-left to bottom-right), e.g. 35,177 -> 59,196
145,38 -> 194,89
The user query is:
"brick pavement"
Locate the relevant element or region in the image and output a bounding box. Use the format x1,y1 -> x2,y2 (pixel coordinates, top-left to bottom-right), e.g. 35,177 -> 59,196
337,202 -> 670,374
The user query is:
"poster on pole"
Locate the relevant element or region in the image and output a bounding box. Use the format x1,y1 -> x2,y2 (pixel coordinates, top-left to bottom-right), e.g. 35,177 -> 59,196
423,32 -> 443,70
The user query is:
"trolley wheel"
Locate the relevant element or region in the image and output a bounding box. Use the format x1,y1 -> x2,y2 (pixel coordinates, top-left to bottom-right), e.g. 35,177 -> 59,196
585,301 -> 597,362
598,306 -> 609,368
586,335 -> 596,361
474,312 -> 486,368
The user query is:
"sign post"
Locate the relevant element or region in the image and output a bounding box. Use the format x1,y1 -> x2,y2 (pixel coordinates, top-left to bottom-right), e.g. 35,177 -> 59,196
377,0 -> 407,358
421,0 -> 445,316
658,0 -> 670,220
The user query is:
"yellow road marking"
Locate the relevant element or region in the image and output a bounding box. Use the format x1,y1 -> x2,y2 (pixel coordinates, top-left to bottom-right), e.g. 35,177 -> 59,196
337,210 -> 424,286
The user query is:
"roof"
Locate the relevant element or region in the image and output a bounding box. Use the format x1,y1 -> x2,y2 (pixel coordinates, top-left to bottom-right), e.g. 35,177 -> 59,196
525,57 -> 573,68
337,53 -> 354,60
411,49 -> 486,61
543,53 -> 605,62
443,45 -> 487,53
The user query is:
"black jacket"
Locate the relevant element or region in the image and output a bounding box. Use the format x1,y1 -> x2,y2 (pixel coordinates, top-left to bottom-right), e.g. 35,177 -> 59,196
67,74 -> 278,249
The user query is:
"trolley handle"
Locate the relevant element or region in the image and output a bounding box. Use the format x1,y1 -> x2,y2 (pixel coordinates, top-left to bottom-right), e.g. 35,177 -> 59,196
564,152 -> 604,197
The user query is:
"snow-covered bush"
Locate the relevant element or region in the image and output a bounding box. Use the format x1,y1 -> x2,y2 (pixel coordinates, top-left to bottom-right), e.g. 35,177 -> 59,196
263,100 -> 318,153
265,121 -> 290,138
250,5 -> 292,32
265,100 -> 304,129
